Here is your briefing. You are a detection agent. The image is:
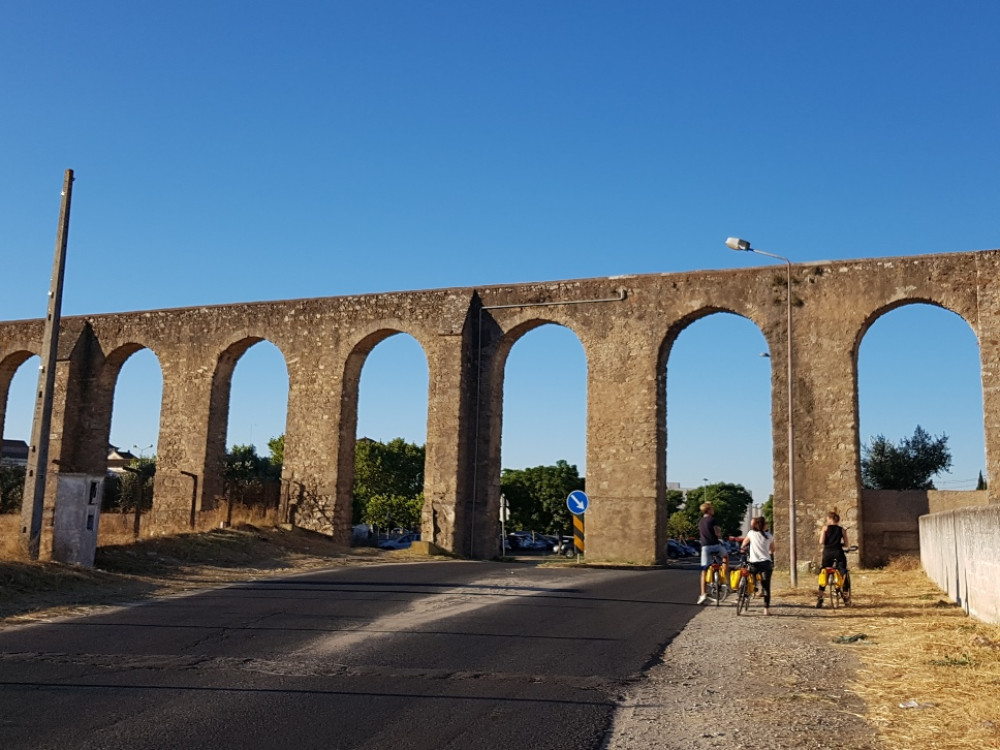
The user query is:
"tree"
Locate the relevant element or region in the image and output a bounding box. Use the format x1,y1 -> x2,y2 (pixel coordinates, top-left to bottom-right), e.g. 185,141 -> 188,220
861,425 -> 952,490
666,510 -> 696,540
500,460 -> 585,534
976,471 -> 987,490
353,438 -> 425,525
0,465 -> 26,514
664,488 -> 685,518
223,444 -> 279,508
761,496 -> 774,532
680,482 -> 754,538
362,493 -> 424,531
267,434 -> 284,468
103,457 -> 156,512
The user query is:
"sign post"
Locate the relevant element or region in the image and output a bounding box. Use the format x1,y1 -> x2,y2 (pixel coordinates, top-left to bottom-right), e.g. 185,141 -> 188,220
566,490 -> 589,558
499,493 -> 509,554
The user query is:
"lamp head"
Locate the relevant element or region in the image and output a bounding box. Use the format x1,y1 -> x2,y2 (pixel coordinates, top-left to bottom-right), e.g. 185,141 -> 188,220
726,237 -> 752,251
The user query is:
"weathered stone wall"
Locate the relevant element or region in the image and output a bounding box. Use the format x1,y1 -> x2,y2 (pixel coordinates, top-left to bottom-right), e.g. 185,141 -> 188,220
2,248 -> 998,565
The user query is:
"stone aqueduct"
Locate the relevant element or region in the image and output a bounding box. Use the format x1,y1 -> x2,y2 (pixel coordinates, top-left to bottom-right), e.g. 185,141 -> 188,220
2,249 -> 999,567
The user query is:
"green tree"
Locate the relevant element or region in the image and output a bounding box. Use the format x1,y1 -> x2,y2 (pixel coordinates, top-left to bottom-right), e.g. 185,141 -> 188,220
223,444 -> 279,506
0,465 -> 26,514
103,457 -> 157,512
861,425 -> 952,490
761,496 -> 774,531
500,460 -> 585,534
362,493 -> 424,531
665,488 -> 685,517
353,438 -> 425,525
681,482 -> 754,538
666,510 -> 696,540
267,434 -> 284,468
976,471 -> 987,490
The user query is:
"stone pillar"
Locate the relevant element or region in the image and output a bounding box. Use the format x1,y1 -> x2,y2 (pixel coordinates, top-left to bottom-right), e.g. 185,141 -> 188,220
584,324 -> 664,564
788,285 -> 864,573
152,350 -> 218,532
422,328 -> 477,556
975,253 -> 1000,504
281,344 -> 343,540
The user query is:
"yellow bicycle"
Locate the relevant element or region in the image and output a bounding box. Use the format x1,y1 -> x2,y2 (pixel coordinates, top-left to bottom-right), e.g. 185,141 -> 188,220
733,554 -> 761,616
818,545 -> 857,609
704,552 -> 730,606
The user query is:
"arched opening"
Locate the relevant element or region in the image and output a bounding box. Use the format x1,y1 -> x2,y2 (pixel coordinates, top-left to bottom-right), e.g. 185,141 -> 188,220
99,347 -> 164,543
1,354 -> 40,548
664,311 -> 772,553
499,322 -> 586,554
857,302 -> 984,564
220,339 -> 289,527
351,332 -> 429,547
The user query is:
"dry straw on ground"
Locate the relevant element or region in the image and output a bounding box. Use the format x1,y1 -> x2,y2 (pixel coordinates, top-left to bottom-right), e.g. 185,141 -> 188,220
797,556 -> 1000,750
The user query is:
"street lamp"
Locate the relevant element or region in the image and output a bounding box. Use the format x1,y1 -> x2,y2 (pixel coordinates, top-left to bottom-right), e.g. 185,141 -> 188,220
725,237 -> 798,586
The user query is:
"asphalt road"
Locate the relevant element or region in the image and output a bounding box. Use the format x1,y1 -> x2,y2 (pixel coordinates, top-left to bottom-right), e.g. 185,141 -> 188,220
0,560 -> 699,750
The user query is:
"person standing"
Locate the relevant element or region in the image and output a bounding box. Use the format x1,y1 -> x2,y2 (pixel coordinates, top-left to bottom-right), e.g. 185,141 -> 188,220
740,516 -> 775,615
697,501 -> 727,604
817,508 -> 850,608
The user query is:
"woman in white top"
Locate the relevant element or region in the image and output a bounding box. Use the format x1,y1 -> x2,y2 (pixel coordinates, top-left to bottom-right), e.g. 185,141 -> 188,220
740,516 -> 776,615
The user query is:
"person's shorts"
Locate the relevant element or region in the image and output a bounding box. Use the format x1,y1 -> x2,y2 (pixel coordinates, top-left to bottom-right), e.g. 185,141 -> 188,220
700,543 -> 725,569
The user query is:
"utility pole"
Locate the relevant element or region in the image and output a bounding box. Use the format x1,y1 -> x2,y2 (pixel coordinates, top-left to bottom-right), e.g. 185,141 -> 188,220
20,169 -> 74,560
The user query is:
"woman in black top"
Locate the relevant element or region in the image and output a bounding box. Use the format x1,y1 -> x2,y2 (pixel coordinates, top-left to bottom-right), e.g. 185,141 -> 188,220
817,508 -> 850,608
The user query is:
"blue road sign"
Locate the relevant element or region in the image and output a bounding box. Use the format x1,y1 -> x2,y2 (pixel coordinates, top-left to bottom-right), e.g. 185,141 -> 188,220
567,490 -> 590,515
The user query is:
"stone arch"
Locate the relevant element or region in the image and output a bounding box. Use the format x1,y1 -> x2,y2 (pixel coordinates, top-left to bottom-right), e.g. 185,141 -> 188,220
658,307 -> 775,514
0,350 -> 40,446
202,336 -> 291,511
852,298 -> 984,564
0,350 -> 40,519
86,343 -> 165,536
851,297 -> 980,483
332,327 -> 432,537
474,317 -> 587,552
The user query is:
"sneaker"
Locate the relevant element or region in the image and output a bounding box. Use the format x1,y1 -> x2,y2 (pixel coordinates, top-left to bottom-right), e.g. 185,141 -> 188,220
697,594 -> 708,605
763,607 -> 770,616
816,597 -> 824,609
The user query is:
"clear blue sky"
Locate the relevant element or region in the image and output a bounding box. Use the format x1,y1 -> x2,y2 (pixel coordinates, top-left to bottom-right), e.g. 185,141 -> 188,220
2,3 -> 997,503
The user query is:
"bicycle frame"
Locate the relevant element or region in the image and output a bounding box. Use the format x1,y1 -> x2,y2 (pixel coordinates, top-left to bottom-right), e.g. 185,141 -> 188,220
703,553 -> 729,606
817,545 -> 856,609
734,555 -> 761,616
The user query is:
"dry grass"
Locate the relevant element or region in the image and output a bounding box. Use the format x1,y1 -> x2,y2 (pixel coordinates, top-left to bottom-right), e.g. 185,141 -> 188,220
0,523 -> 387,623
775,557 -> 1000,750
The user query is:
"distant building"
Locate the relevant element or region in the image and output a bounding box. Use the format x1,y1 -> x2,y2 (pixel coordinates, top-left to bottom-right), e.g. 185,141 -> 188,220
106,445 -> 138,475
1,439 -> 29,467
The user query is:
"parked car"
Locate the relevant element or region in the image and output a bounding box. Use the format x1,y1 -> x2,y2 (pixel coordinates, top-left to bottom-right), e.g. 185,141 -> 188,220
553,536 -> 577,557
665,540 -> 686,558
379,532 -> 420,550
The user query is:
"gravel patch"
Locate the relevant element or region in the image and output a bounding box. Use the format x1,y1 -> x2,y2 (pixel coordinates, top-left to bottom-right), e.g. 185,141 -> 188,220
603,597 -> 881,750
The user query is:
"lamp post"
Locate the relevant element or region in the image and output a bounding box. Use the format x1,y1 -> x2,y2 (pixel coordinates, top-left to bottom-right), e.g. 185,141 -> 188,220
725,237 -> 798,586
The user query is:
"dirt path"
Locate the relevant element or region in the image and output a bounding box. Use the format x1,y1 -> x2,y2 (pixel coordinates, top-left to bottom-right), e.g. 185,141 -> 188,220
603,596 -> 880,750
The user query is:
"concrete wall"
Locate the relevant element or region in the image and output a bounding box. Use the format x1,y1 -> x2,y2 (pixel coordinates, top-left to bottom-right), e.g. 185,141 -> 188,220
920,505 -> 1000,625
861,489 -> 990,566
3,248 -> 1000,564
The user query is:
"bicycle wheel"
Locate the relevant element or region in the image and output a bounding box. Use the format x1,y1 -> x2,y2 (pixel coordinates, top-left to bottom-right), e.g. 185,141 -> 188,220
829,581 -> 839,609
841,572 -> 852,606
735,576 -> 750,615
711,570 -> 721,606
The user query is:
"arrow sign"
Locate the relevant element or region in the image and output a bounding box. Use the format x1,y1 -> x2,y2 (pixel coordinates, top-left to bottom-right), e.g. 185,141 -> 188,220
567,490 -> 590,515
